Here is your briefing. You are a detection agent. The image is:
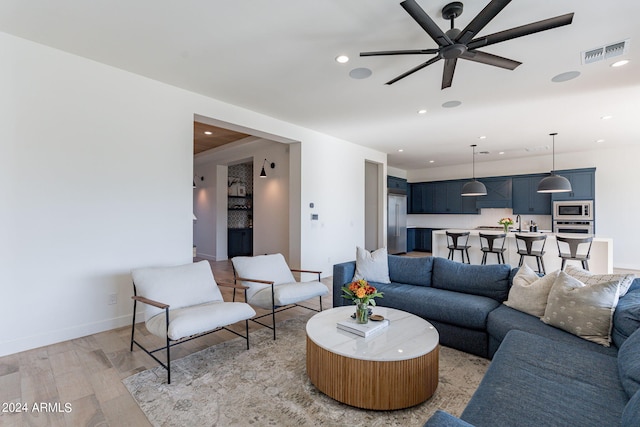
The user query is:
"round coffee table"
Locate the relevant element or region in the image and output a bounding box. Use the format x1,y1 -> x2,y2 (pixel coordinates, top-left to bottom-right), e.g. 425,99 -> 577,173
306,306 -> 439,410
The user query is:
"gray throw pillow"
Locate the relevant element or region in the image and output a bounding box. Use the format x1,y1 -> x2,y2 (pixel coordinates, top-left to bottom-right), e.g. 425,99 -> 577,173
542,271 -> 621,346
504,264 -> 560,317
565,265 -> 635,297
352,246 -> 390,284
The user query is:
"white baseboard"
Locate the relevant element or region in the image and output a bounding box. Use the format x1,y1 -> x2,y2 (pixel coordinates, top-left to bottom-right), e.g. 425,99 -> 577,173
0,313 -> 139,358
196,252 -> 218,261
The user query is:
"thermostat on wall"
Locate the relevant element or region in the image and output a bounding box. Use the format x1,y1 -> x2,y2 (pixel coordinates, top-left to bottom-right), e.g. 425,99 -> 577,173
311,214 -> 319,220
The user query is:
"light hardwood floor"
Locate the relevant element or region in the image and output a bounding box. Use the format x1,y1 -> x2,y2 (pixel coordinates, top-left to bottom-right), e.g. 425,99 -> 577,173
0,259 -> 332,427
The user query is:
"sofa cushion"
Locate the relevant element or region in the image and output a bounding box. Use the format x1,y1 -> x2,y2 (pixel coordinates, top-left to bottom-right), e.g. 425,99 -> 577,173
352,247 -> 390,283
618,327 -> 640,398
432,257 -> 511,302
503,264 -> 559,317
487,305 -> 618,357
622,389 -> 640,427
461,330 -> 628,427
423,410 -> 475,427
565,264 -> 636,297
542,272 -> 621,346
373,282 -> 499,330
613,288 -> 640,348
388,255 -> 433,287
132,260 -> 224,321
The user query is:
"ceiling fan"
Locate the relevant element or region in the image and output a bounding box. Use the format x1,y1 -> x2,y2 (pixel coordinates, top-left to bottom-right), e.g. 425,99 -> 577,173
361,0 -> 574,89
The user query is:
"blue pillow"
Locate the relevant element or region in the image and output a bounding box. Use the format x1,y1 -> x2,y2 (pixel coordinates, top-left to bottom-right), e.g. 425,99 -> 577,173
613,289 -> 640,348
618,327 -> 640,398
432,257 -> 511,301
388,255 -> 433,287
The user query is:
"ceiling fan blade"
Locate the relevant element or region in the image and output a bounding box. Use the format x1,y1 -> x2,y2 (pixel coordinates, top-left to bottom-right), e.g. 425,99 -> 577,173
461,50 -> 521,70
360,49 -> 439,57
386,56 -> 442,85
400,0 -> 453,47
467,13 -> 574,50
457,0 -> 512,45
442,58 -> 457,89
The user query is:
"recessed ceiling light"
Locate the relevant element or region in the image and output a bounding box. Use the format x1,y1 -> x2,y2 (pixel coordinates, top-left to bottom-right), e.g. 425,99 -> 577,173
611,59 -> 629,67
349,67 -> 372,79
551,71 -> 581,83
398,149 -> 404,152
335,55 -> 349,64
596,139 -> 605,143
499,151 -> 505,155
601,115 -> 613,120
429,160 -> 435,163
442,100 -> 462,108
417,109 -> 427,115
204,131 -> 212,135
478,136 -> 487,140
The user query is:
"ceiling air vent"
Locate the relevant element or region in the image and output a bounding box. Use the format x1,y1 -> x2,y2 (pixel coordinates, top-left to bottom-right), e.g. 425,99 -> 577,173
582,39 -> 630,65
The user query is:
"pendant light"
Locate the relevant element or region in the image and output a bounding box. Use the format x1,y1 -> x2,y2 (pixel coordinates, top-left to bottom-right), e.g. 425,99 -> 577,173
537,133 -> 572,193
461,144 -> 487,196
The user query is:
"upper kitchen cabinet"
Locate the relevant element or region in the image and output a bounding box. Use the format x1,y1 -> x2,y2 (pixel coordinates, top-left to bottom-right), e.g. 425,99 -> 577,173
387,176 -> 407,192
476,177 -> 512,209
408,182 -> 433,214
512,174 -> 552,214
551,168 -> 596,201
433,180 -> 478,214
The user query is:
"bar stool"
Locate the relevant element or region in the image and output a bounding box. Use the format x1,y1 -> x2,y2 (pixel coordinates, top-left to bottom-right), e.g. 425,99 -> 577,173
446,231 -> 471,264
479,233 -> 507,265
515,234 -> 547,274
556,235 -> 593,271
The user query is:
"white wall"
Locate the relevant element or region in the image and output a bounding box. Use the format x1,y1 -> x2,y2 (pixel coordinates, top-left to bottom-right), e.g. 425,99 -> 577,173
406,146 -> 640,270
0,32 -> 386,356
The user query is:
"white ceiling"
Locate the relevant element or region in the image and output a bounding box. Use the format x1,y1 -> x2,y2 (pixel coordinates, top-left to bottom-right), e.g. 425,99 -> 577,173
2,0 -> 639,169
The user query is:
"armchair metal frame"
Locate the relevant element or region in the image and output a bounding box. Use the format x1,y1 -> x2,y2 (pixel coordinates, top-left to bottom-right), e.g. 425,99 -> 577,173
233,268 -> 324,340
130,281 -> 251,384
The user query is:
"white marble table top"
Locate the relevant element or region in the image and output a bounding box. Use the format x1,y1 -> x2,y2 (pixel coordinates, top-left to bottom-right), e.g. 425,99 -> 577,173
306,306 -> 439,362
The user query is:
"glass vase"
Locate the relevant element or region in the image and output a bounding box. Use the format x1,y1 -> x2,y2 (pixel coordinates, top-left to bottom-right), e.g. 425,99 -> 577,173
503,224 -> 509,233
356,303 -> 369,324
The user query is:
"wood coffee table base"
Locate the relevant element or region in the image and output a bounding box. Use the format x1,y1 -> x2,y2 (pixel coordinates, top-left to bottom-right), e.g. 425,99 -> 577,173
306,337 -> 439,410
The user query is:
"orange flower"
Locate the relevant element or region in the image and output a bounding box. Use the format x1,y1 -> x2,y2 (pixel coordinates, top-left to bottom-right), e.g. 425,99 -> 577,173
356,287 -> 366,298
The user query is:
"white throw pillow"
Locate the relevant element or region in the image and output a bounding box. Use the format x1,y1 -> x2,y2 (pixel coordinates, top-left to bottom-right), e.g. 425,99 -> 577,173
504,264 -> 560,317
352,247 -> 390,284
564,265 -> 635,297
542,271 -> 621,346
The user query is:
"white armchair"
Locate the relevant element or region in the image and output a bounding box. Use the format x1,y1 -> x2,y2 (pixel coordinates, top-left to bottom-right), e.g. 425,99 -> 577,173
231,253 -> 328,339
130,260 -> 256,383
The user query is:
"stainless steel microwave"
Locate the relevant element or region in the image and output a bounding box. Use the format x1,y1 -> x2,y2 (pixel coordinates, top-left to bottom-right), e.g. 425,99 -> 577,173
553,200 -> 593,221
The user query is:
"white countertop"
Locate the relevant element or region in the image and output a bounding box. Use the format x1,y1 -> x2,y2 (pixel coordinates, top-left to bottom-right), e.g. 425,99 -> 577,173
305,306 -> 439,362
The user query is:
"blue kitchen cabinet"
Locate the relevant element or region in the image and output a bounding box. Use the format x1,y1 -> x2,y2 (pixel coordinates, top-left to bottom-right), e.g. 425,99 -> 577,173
406,228 -> 416,252
434,181 -> 478,214
408,182 -> 434,214
512,174 -> 552,214
387,176 -> 407,191
476,177 -> 512,209
551,168 -> 596,201
413,228 -> 438,252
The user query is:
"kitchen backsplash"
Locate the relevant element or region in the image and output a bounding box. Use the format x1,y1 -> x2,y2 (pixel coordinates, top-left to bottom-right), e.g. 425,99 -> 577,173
407,208 -> 552,231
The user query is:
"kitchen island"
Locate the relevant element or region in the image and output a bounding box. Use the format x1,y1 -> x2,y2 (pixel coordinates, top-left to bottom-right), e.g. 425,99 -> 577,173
432,229 -> 613,274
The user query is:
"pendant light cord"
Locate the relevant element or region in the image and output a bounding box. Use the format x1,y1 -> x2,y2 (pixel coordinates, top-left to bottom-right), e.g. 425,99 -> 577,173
550,132 -> 557,174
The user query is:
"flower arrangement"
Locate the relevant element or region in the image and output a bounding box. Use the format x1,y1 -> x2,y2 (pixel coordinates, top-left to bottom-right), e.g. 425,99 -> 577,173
341,279 -> 384,323
498,217 -> 514,232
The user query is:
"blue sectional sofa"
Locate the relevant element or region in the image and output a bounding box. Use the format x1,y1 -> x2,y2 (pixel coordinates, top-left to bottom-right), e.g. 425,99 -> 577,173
332,255 -> 640,427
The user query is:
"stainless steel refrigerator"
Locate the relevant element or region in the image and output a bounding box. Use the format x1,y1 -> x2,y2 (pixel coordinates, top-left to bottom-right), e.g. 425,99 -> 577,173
387,193 -> 407,254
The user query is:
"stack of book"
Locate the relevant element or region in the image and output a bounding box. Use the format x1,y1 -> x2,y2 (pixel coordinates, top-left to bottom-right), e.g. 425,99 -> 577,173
336,317 -> 390,337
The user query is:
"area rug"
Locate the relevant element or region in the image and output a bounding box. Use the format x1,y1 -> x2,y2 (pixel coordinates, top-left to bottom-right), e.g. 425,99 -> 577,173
124,317 -> 489,427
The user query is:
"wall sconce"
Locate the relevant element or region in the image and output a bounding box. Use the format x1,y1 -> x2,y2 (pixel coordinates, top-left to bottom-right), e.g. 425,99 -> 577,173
260,158 -> 275,178
193,175 -> 204,188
